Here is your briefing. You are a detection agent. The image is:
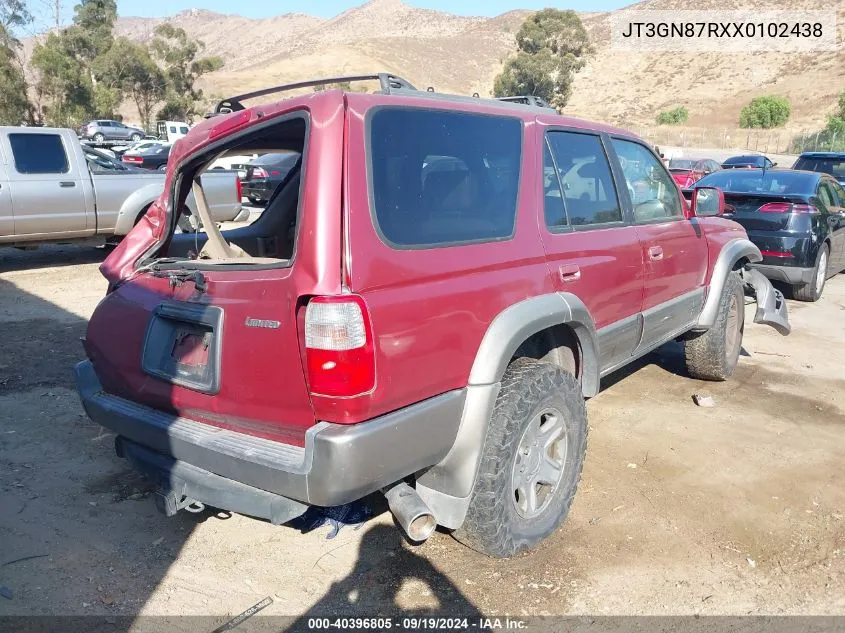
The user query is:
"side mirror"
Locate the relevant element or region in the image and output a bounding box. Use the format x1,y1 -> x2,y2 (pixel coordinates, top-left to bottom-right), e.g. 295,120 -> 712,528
690,186 -> 725,217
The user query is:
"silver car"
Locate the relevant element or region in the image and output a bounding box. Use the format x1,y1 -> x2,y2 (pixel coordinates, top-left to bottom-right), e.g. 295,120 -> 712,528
81,120 -> 146,143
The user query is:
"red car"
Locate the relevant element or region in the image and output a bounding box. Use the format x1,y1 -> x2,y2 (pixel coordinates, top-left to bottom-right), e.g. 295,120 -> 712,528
668,158 -> 721,188
76,74 -> 789,558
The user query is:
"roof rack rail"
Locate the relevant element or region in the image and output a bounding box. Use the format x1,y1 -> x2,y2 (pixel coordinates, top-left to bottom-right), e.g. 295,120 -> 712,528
213,73 -> 418,114
495,95 -> 553,109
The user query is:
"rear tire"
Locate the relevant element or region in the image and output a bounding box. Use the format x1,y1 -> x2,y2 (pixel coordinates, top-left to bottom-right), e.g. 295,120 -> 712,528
684,271 -> 744,381
93,133 -> 105,142
130,133 -> 142,141
453,358 -> 588,558
793,244 -> 828,302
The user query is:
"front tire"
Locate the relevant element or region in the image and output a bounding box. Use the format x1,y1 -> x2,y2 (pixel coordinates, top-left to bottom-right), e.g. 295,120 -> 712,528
130,133 -> 142,141
684,271 -> 744,381
93,133 -> 105,142
793,244 -> 828,302
454,358 -> 588,558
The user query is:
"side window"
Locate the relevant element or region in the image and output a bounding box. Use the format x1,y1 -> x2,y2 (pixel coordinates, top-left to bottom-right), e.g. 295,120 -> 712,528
169,126 -> 177,134
818,182 -> 837,209
545,131 -> 622,226
830,181 -> 845,208
612,138 -> 683,222
369,108 -> 522,247
543,142 -> 567,229
9,134 -> 69,174
179,126 -> 189,134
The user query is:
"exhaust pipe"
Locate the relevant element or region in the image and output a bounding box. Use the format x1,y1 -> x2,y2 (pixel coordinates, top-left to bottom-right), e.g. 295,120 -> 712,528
383,482 -> 437,542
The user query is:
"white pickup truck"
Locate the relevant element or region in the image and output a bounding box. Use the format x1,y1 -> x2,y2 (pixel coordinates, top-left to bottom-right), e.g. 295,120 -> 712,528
0,127 -> 245,247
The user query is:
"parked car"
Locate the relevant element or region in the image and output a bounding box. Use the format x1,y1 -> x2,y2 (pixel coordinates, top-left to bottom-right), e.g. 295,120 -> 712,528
241,152 -> 300,205
792,152 -> 845,186
76,76 -> 790,559
0,127 -> 245,246
111,139 -> 162,158
721,154 -> 776,170
209,153 -> 260,181
687,168 -> 845,301
667,158 -> 720,188
80,120 -> 146,143
122,143 -> 171,170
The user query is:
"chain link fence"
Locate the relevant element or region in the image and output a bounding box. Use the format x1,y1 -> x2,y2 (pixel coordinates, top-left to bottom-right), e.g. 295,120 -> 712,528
629,126 -> 845,155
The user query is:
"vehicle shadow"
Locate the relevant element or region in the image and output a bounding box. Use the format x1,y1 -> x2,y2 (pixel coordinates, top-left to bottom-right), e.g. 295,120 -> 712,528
0,275 -> 197,624
285,523 -> 483,629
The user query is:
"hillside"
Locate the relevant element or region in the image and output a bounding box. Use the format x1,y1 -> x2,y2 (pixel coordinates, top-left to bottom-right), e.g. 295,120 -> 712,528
25,0 -> 845,130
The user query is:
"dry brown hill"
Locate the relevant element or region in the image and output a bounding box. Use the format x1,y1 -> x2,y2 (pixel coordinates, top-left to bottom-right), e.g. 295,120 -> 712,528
25,0 -> 845,131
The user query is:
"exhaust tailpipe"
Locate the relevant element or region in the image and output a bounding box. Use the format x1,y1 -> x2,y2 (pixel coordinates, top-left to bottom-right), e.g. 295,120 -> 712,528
383,482 -> 437,542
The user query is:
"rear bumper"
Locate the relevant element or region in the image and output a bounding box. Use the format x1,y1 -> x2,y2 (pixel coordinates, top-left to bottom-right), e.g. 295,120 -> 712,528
76,360 -> 465,508
750,263 -> 815,285
740,267 -> 791,336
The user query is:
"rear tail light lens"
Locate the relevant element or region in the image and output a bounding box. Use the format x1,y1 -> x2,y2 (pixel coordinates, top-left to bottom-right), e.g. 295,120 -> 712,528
251,167 -> 268,179
236,177 -> 242,200
303,296 -> 375,397
761,250 -> 794,258
758,202 -> 817,214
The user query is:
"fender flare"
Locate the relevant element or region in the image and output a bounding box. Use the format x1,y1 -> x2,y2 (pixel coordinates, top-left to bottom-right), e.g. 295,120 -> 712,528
417,292 -> 600,529
114,183 -> 165,235
696,238 -> 762,330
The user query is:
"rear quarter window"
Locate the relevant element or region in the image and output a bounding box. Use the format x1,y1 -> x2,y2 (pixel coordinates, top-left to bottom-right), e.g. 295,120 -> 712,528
368,107 -> 523,248
9,134 -> 69,174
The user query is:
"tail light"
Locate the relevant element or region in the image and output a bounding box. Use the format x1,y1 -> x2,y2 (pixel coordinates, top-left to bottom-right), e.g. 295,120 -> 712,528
761,250 -> 794,258
251,167 -> 268,179
236,177 -> 242,201
122,155 -> 142,163
757,202 -> 817,214
303,295 -> 375,397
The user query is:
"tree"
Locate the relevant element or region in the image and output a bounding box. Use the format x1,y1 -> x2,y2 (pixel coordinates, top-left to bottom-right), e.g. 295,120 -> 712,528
150,24 -> 222,122
94,37 -> 166,129
494,8 -> 593,110
739,96 -> 791,129
656,106 -> 689,125
0,0 -> 38,124
30,0 -> 118,125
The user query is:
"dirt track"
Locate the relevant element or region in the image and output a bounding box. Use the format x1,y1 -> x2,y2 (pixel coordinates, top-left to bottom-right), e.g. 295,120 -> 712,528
1,244 -> 844,622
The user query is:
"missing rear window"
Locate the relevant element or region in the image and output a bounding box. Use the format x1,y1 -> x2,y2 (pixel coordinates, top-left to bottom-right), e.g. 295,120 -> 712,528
151,113 -> 308,269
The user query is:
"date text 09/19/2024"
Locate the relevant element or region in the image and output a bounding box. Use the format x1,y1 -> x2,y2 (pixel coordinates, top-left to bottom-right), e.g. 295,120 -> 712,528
307,617 -> 528,630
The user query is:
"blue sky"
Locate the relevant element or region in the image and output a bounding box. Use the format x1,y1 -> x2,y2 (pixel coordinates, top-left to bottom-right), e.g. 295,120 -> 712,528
36,0 -> 634,28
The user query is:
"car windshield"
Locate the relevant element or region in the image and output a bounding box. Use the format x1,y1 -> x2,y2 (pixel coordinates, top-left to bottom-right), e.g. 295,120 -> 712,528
697,170 -> 814,195
668,159 -> 696,170
793,157 -> 845,181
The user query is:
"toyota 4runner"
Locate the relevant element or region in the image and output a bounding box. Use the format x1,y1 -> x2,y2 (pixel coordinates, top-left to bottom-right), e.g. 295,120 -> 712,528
76,74 -> 790,558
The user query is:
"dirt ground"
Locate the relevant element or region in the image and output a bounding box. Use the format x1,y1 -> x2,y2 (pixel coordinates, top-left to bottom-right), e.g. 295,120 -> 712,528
1,244 -> 844,624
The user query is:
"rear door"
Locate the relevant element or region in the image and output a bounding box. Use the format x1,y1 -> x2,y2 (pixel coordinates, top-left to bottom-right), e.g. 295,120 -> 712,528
610,138 -> 708,352
539,127 -> 645,373
3,131 -> 92,238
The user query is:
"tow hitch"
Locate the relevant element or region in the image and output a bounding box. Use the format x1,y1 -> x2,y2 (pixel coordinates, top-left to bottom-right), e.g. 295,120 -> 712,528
740,267 -> 791,336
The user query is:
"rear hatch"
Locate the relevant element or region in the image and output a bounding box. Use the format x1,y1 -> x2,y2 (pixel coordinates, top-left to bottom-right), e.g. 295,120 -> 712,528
85,101 -> 345,445
723,193 -> 807,232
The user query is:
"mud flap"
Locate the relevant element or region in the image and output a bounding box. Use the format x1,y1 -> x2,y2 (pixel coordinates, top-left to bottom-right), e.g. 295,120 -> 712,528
739,267 -> 791,336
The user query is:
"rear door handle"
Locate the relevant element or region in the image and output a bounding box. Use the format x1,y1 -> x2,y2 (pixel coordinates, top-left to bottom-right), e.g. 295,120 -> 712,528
648,245 -> 664,261
59,181 -> 76,188
558,264 -> 581,283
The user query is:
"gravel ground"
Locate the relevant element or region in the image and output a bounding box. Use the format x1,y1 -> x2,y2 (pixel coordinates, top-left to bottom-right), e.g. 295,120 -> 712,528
1,244 -> 844,624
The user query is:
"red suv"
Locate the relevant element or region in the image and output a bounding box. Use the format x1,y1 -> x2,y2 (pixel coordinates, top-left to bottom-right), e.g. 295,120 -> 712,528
76,74 -> 790,558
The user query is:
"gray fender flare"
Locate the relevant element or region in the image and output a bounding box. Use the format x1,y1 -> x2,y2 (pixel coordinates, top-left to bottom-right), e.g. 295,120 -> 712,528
113,183 -> 164,235
416,292 -> 600,529
696,238 -> 762,330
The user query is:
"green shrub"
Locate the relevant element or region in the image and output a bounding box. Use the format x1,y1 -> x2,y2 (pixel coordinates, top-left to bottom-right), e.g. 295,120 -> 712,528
655,106 -> 689,125
739,96 -> 791,129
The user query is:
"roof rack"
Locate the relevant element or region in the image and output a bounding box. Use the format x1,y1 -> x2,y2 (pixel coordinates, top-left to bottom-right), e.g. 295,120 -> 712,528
494,95 -> 553,109
213,73 -> 418,114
